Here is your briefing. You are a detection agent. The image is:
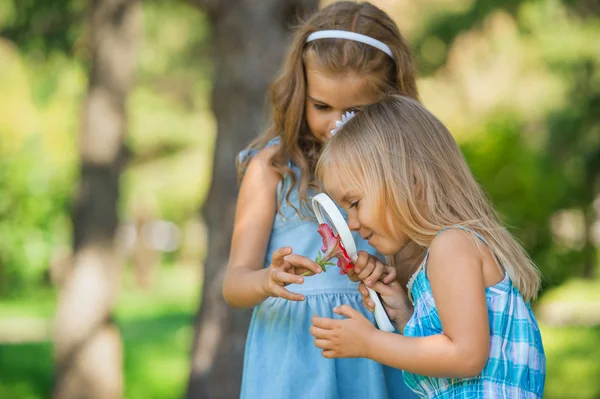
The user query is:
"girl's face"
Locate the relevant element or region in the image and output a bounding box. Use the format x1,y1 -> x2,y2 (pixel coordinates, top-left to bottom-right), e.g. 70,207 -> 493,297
323,170 -> 411,256
305,63 -> 380,144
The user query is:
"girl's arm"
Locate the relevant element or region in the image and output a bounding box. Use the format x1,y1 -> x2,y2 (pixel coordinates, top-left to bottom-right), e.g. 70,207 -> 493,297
311,229 -> 490,378
222,146 -> 322,308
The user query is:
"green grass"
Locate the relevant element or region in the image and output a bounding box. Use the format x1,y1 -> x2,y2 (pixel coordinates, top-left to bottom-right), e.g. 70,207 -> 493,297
121,313 -> 194,399
0,342 -> 53,399
0,313 -> 195,399
536,278 -> 600,398
541,324 -> 600,399
0,266 -> 200,399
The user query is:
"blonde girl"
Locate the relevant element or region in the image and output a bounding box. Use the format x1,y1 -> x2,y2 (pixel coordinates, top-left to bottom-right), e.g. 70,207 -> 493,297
311,95 -> 546,398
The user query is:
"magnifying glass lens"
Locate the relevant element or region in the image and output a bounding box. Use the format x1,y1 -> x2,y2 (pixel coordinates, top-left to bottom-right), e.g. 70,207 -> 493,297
314,202 -> 339,236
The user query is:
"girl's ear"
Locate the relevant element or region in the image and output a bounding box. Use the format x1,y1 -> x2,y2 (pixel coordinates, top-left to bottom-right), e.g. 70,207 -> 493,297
412,167 -> 423,197
412,167 -> 420,186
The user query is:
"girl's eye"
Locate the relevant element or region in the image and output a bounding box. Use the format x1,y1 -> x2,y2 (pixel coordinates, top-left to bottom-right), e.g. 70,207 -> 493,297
349,200 -> 360,209
314,103 -> 330,111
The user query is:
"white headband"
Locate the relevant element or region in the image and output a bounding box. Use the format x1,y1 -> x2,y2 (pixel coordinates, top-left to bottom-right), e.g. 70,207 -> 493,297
306,30 -> 394,59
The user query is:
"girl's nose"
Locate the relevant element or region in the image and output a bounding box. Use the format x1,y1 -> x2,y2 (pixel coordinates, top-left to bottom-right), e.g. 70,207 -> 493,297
347,215 -> 360,231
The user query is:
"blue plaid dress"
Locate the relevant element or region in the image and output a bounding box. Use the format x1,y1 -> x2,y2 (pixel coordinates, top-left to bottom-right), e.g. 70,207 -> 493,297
403,227 -> 546,398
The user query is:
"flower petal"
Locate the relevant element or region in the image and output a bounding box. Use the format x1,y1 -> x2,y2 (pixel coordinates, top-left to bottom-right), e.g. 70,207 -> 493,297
316,223 -> 355,275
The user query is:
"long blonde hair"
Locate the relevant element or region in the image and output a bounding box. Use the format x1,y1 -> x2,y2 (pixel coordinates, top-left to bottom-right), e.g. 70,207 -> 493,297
317,95 -> 541,301
237,1 -> 419,215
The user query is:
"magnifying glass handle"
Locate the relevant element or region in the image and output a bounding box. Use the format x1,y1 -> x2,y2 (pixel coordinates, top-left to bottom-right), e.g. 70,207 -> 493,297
366,286 -> 396,332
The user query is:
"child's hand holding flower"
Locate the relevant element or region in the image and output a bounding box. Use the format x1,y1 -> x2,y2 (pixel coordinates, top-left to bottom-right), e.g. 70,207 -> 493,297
263,246 -> 324,301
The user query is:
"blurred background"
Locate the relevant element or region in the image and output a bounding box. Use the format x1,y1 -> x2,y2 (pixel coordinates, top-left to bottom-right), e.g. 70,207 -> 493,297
0,0 -> 598,398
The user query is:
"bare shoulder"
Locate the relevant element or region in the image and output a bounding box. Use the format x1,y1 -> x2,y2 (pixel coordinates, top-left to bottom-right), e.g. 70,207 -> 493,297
427,228 -> 483,279
242,144 -> 281,191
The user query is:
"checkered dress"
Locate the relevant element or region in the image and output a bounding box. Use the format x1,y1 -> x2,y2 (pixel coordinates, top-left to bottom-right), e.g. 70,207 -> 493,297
403,227 -> 546,398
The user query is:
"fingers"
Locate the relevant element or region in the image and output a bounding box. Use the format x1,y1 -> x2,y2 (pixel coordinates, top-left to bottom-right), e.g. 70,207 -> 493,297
382,265 -> 397,284
355,256 -> 375,281
370,280 -> 396,296
265,267 -> 306,301
351,253 -> 396,288
313,338 -> 332,350
359,258 -> 386,287
283,254 -> 323,275
373,281 -> 404,297
311,315 -> 338,330
309,325 -> 331,339
310,325 -> 335,358
358,283 -> 375,312
269,284 -> 306,301
353,251 -> 370,273
363,298 -> 375,312
346,267 -> 359,282
333,304 -> 361,319
358,282 -> 370,298
272,269 -> 304,286
271,246 -> 292,268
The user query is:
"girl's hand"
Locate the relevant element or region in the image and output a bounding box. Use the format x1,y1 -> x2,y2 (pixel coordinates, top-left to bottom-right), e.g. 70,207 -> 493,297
359,280 -> 413,330
347,251 -> 396,287
310,305 -> 376,358
263,246 -> 323,301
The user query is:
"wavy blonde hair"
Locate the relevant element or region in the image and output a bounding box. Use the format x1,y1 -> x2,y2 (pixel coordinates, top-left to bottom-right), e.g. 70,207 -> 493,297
237,1 -> 418,215
316,95 -> 541,301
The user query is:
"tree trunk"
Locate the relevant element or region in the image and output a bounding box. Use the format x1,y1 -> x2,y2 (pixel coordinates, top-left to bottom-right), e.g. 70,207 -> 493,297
581,203 -> 597,279
53,0 -> 140,398
133,201 -> 158,289
185,1 -> 318,398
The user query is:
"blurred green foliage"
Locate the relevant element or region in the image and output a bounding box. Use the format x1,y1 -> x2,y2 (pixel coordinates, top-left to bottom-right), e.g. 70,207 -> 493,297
461,114 -> 571,285
412,0 -> 600,287
0,1 -> 214,295
0,44 -> 80,295
0,0 -> 85,55
0,0 -> 598,397
0,0 -> 597,296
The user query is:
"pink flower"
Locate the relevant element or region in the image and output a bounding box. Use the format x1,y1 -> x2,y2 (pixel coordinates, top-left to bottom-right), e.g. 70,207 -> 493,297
316,224 -> 354,275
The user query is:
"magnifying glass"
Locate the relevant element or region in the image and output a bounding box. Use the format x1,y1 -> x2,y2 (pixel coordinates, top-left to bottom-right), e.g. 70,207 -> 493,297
312,193 -> 396,332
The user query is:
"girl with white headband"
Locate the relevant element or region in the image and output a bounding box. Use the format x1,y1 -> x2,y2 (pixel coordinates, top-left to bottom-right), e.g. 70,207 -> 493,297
223,2 -> 419,398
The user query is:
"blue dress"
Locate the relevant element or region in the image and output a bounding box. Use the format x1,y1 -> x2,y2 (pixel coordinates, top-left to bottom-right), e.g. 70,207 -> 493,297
240,142 -> 416,399
403,226 -> 546,398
